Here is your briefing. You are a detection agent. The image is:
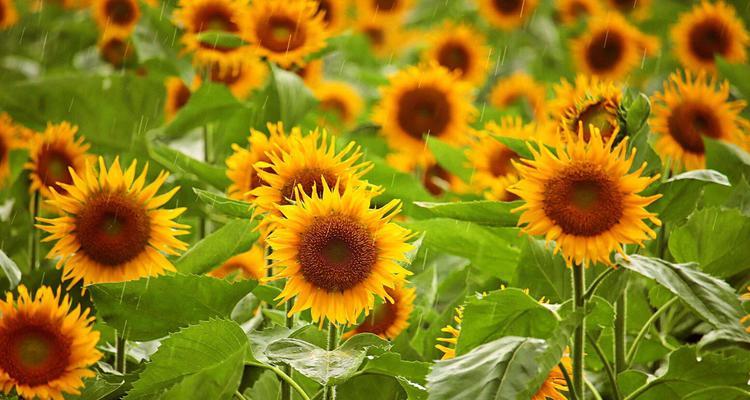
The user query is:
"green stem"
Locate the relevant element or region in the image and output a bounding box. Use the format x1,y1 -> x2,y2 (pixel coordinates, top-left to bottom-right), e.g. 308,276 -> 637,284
572,263 -> 586,398
559,361 -> 577,400
200,125 -> 213,239
626,297 -> 679,366
281,298 -> 295,400
324,322 -> 339,400
585,378 -> 603,400
234,390 -> 248,400
584,267 -> 615,301
29,191 -> 40,271
115,331 -> 127,374
656,222 -> 668,260
623,379 -> 656,400
587,335 -> 620,400
614,285 -> 627,373
246,362 -> 311,400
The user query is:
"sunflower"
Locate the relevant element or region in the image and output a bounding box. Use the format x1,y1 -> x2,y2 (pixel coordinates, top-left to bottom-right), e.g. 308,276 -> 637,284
0,113 -> 19,188
355,0 -> 412,21
98,33 -> 135,68
92,0 -> 141,37
207,55 -> 268,99
509,127 -> 661,267
571,14 -> 658,81
37,157 -> 190,287
313,81 -> 364,128
293,59 -> 324,87
650,70 -> 750,171
0,0 -> 18,29
251,129 -> 374,228
0,285 -> 101,400
386,151 -> 465,196
243,0 -> 328,68
478,0 -> 539,30
550,75 -> 623,142
435,306 -> 463,360
373,64 -> 476,165
267,181 -> 413,325
342,284 -> 415,340
226,122 -> 302,202
423,23 -> 490,86
25,122 -> 90,200
671,1 -> 748,72
557,0 -> 602,25
313,0 -> 346,32
209,244 -> 267,280
605,0 -> 651,20
354,17 -> 404,58
164,77 -> 195,121
489,72 -> 548,121
173,0 -> 250,74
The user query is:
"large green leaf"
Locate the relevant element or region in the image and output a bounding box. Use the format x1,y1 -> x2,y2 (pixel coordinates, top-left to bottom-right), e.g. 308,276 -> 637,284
253,64 -> 317,128
356,352 -> 430,400
366,156 -> 434,216
162,83 -> 246,138
511,237 -> 570,303
456,289 -> 559,355
717,57 -> 750,100
125,319 -> 248,400
175,219 -> 259,274
193,188 -> 254,219
90,274 -> 256,341
148,142 -> 231,189
426,136 -> 474,182
68,375 -> 123,400
648,169 -> 729,222
669,208 -> 750,278
705,138 -> 750,184
414,200 -> 520,227
0,249 -> 21,289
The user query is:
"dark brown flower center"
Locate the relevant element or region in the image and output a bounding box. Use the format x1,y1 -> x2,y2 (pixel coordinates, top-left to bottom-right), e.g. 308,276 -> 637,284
423,163 -> 451,196
0,323 -> 71,386
210,64 -> 242,86
36,146 -> 75,193
76,190 -> 151,266
688,17 -> 731,62
488,146 -> 518,177
173,81 -> 191,110
574,101 -> 617,141
320,98 -> 348,121
610,0 -> 636,11
437,42 -> 470,76
195,5 -> 238,33
397,87 -> 452,140
316,0 -> 334,25
102,37 -> 132,67
569,1 -> 591,17
363,27 -> 385,47
297,213 -> 377,292
257,15 -> 306,53
374,0 -> 398,11
666,102 -> 722,155
354,290 -> 399,335
493,0 -> 524,14
542,162 -> 624,236
0,133 -> 8,166
105,0 -> 136,25
279,167 -> 338,205
585,30 -> 625,73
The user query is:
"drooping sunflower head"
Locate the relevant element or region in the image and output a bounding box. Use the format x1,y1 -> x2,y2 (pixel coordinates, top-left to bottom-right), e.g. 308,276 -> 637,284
0,285 -> 102,400
343,284 -> 416,340
478,0 -> 539,30
98,33 -> 135,68
243,0 -> 329,68
226,121 -> 303,202
25,122 -> 91,199
489,72 -> 548,121
37,157 -> 190,287
605,0 -> 651,20
164,76 -> 195,121
0,0 -> 19,29
313,0 -> 346,32
551,75 -> 623,142
313,81 -> 364,129
374,63 -> 476,163
251,129 -> 375,226
557,0 -> 602,25
510,127 -> 662,267
268,181 -> 413,325
355,0 -> 413,21
571,13 -> 659,80
209,244 -> 267,280
207,55 -> 269,99
650,69 -> 750,171
671,1 -> 748,72
423,22 -> 490,86
92,0 -> 140,36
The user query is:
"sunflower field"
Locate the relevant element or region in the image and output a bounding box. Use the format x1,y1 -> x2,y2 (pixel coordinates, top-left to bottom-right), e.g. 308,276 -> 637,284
2,0 -> 750,399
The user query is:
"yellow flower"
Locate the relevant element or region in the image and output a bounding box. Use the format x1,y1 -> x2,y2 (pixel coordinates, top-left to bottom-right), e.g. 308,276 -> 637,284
373,63 -> 476,166
0,0 -> 19,29
92,0 -> 140,37
741,287 -> 750,333
267,181 -> 413,325
550,75 -> 623,142
435,306 -> 463,360
478,0 -> 539,30
387,152 -> 466,196
243,0 -> 328,68
354,17 -> 405,58
209,244 -> 267,280
37,157 -> 190,286
0,113 -> 20,188
423,22 -> 490,86
510,127 -> 661,267
164,77 -> 196,121
343,284 -> 416,340
489,72 -> 548,121
313,81 -> 365,128
98,33 -> 135,68
671,1 -> 748,72
556,0 -> 603,25
650,70 -> 750,171
25,122 -> 91,200
605,0 -> 651,20
355,0 -> 413,21
571,13 -> 658,80
313,0 -> 347,32
0,285 -> 102,400
207,55 -> 269,99
292,59 -> 325,88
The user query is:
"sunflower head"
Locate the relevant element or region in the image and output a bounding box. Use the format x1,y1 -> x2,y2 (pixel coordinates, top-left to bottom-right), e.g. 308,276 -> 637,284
354,17 -> 405,58
209,244 -> 267,280
313,81 -> 364,129
164,77 -> 195,121
650,69 -> 750,171
92,0 -> 140,36
571,13 -> 659,80
355,0 -> 413,21
268,181 -> 413,325
0,0 -> 19,29
207,55 -> 269,99
606,0 -> 651,20
489,72 -> 548,121
343,284 -> 416,340
314,0 -> 346,32
37,157 -> 190,287
671,1 -> 748,72
0,285 -> 102,400
98,33 -> 135,68
373,63 -> 476,165
423,22 -> 490,86
551,75 -> 624,142
243,0 -> 329,68
0,113 -> 20,188
510,126 -> 662,267
531,354 -> 572,400
292,59 -> 324,87
25,122 -> 91,199
557,0 -> 602,25
478,0 -> 539,30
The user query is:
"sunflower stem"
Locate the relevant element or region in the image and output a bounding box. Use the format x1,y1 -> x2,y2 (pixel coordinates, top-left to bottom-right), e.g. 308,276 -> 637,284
324,322 -> 339,400
626,296 -> 679,367
200,124 -> 213,238
588,334 -> 620,400
115,331 -> 127,374
281,298 -> 295,400
614,284 -> 627,374
559,361 -> 578,400
583,267 -> 615,301
246,362 -> 311,400
29,191 -> 40,271
572,262 -> 586,398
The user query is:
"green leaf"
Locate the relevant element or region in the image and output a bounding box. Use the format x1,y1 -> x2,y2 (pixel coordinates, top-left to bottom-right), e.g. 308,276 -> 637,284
649,169 -> 730,222
621,89 -> 651,136
366,156 -> 433,202
194,31 -> 246,49
358,352 -> 430,400
68,375 -> 123,400
414,200 -> 520,227
705,138 -> 750,184
175,219 -> 259,274
511,237 -> 570,303
0,249 -> 21,289
162,83 -> 247,138
456,289 -> 559,355
717,56 -> 750,100
148,142 -> 231,189
247,325 -> 298,364
265,333 -> 389,385
426,136 -> 474,182
193,188 -> 254,219
90,274 -> 255,341
125,319 -> 248,400
254,64 -> 317,128
669,208 -> 750,278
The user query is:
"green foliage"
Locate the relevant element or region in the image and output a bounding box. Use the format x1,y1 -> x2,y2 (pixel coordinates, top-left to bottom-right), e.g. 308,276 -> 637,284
193,188 -> 254,219
414,200 -> 520,227
649,169 -> 730,222
175,219 -> 259,274
0,250 -> 21,289
426,136 -> 474,182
